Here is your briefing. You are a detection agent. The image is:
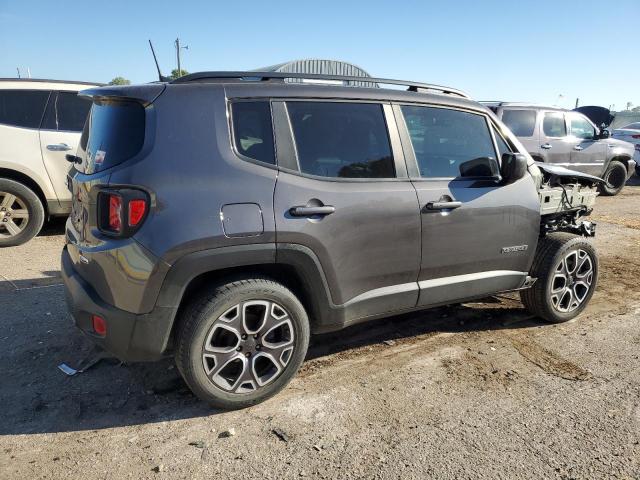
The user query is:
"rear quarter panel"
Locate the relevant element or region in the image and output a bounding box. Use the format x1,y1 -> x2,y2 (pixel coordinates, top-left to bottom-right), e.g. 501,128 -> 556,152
107,84 -> 278,264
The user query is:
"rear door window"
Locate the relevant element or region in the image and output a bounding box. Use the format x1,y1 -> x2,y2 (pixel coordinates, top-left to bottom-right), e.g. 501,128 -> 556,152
0,89 -> 50,129
42,92 -> 92,132
77,100 -> 145,174
501,109 -> 537,137
401,105 -> 498,178
286,101 -> 395,179
230,101 -> 275,165
542,112 -> 566,138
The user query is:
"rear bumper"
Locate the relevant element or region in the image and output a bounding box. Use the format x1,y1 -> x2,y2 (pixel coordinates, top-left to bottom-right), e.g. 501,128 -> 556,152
62,246 -> 176,362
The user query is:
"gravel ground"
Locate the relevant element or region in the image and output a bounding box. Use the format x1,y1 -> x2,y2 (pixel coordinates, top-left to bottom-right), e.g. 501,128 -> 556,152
1,179 -> 639,480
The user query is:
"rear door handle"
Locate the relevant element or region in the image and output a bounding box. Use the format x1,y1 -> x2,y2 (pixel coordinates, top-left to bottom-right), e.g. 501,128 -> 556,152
541,143 -> 552,149
425,201 -> 462,210
573,145 -> 583,151
289,205 -> 335,217
47,143 -> 73,152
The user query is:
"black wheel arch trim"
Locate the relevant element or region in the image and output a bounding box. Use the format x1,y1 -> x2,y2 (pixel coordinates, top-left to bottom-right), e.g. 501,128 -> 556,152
152,243 -> 339,348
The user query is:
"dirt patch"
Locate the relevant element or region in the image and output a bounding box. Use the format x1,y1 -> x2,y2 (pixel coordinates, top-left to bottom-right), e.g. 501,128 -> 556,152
509,336 -> 592,381
590,213 -> 640,230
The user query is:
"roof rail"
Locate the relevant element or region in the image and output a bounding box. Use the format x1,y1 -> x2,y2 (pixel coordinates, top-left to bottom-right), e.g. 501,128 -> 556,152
170,71 -> 470,98
0,78 -> 104,86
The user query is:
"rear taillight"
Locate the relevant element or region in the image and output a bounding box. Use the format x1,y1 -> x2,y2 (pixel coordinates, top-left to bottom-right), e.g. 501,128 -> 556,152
98,189 -> 149,237
128,199 -> 146,226
108,195 -> 123,232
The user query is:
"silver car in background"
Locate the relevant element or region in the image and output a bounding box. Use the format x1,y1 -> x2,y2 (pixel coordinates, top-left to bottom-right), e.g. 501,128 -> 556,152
485,102 -> 636,195
611,122 -> 640,175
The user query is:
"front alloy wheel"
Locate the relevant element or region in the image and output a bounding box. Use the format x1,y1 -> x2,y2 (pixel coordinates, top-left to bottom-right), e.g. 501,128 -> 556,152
549,249 -> 594,313
520,232 -> 598,323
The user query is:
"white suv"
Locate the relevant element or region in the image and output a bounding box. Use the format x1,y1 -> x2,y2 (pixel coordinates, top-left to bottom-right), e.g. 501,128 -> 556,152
0,79 -> 100,246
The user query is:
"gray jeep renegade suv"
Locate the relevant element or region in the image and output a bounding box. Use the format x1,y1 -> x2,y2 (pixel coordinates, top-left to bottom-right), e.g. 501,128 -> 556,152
63,72 -> 602,408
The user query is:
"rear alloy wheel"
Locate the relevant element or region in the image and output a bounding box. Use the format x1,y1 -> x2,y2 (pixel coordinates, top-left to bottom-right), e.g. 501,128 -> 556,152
600,160 -> 627,196
176,278 -> 310,409
0,179 -> 45,247
521,232 -> 598,323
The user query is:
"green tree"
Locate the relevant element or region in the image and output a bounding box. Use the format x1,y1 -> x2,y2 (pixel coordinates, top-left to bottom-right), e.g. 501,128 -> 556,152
169,69 -> 189,80
109,76 -> 131,85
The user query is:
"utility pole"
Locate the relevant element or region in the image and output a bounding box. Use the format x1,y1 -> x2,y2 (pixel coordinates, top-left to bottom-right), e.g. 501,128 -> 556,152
575,98 -> 579,109
16,67 -> 20,78
175,38 -> 188,77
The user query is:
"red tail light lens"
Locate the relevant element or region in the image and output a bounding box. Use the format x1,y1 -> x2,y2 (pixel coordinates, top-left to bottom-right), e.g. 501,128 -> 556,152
108,194 -> 123,232
98,189 -> 148,237
128,199 -> 147,226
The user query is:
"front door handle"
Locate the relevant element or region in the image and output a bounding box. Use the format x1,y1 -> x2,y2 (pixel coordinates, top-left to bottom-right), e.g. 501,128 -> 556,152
541,143 -> 552,149
425,201 -> 462,210
289,205 -> 335,217
47,143 -> 73,152
573,145 -> 584,151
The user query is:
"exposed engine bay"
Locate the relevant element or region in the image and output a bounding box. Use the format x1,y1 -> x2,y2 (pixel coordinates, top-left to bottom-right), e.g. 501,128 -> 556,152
529,162 -> 603,237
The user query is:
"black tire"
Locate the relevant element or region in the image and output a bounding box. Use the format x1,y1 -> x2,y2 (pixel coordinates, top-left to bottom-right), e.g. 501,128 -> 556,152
599,160 -> 627,196
175,278 -> 310,409
0,178 -> 45,248
520,232 -> 598,323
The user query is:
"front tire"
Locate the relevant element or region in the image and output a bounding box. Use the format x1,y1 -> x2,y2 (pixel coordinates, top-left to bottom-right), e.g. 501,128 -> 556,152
600,160 -> 627,196
0,178 -> 45,247
175,278 -> 310,409
520,233 -> 598,323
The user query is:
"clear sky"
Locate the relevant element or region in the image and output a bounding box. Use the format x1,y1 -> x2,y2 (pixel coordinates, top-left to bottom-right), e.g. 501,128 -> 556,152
1,0 -> 638,110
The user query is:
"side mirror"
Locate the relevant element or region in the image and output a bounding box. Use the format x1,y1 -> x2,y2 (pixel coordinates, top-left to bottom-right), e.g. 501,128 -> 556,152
459,156 -> 499,178
500,153 -> 528,184
598,129 -> 610,139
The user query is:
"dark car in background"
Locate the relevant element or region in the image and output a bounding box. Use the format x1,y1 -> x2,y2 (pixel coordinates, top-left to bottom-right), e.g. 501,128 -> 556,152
485,102 -> 636,195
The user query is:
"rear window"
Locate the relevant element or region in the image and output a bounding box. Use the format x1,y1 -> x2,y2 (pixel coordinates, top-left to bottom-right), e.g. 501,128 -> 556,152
501,109 -> 536,137
230,101 -> 275,165
78,100 -> 145,174
286,102 -> 395,179
42,92 -> 91,132
543,112 -> 566,137
0,89 -> 50,129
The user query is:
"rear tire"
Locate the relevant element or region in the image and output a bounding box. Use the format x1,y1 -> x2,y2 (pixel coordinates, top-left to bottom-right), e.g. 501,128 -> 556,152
175,278 -> 310,409
0,178 -> 45,247
520,232 -> 598,323
599,160 -> 627,196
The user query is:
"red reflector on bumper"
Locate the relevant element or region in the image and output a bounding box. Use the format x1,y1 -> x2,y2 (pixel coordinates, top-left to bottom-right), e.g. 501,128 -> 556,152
92,315 -> 107,336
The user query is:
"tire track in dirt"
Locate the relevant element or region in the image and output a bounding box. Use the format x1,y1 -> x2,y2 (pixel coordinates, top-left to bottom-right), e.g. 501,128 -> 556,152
508,335 -> 592,381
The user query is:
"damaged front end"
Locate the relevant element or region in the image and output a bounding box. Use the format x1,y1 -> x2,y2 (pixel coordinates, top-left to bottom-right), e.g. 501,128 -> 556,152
529,162 -> 603,237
